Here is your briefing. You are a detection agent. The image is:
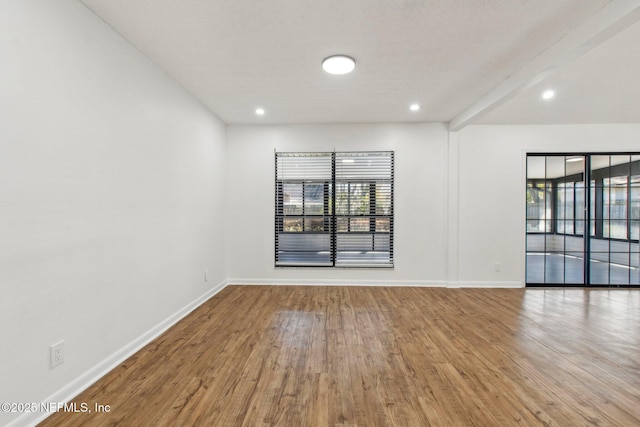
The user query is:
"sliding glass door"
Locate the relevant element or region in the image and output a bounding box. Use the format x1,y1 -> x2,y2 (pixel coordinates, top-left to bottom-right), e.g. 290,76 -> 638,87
589,154 -> 640,285
526,155 -> 586,285
526,153 -> 640,287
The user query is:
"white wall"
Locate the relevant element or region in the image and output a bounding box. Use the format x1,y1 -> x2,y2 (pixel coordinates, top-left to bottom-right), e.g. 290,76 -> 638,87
0,1 -> 226,425
226,123 -> 449,285
455,124 -> 640,286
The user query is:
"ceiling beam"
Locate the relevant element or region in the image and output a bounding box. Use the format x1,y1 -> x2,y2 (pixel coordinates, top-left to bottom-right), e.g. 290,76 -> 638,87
448,0 -> 640,132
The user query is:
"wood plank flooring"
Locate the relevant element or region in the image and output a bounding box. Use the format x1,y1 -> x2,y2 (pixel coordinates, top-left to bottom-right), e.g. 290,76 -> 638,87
40,286 -> 640,426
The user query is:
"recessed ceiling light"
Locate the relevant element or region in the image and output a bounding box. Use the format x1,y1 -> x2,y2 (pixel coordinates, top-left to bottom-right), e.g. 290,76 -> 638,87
542,89 -> 555,100
322,55 -> 356,75
566,156 -> 582,163
255,108 -> 265,116
409,103 -> 421,112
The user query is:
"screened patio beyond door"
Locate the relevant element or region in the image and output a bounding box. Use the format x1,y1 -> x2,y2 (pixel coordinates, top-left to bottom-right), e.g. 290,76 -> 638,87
526,153 -> 640,287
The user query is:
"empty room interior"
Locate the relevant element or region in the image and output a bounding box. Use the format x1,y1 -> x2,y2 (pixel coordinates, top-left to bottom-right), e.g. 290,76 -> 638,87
2,1 -> 640,426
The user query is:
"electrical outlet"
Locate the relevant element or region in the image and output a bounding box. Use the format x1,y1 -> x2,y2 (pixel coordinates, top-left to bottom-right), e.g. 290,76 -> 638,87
50,341 -> 64,368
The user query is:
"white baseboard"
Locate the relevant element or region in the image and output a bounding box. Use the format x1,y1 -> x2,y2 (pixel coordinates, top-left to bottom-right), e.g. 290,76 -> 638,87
227,278 -> 446,287
10,280 -> 229,427
448,281 -> 523,288
228,278 -> 523,288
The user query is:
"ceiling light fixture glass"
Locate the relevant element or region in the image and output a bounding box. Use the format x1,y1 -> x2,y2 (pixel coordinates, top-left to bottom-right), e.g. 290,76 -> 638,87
255,108 -> 265,116
542,89 -> 555,100
410,103 -> 421,112
322,55 -> 356,75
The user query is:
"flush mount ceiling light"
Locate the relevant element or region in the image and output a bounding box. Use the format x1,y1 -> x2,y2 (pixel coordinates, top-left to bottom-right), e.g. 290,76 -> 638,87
409,103 -> 421,112
542,89 -> 555,100
566,156 -> 583,163
322,55 -> 356,75
255,108 -> 265,116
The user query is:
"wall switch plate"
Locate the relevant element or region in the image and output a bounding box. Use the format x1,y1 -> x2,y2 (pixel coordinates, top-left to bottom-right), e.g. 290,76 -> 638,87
495,262 -> 501,272
50,341 -> 64,368
204,269 -> 208,282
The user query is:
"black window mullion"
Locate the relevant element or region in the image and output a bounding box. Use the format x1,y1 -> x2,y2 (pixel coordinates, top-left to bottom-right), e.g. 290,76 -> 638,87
369,181 -> 376,251
347,183 -> 351,232
390,151 -> 395,264
627,175 -> 632,240
301,182 -> 305,231
573,183 -> 577,237
369,181 -> 376,231
628,174 -> 632,283
275,156 -> 280,263
331,152 -> 336,266
551,181 -> 557,235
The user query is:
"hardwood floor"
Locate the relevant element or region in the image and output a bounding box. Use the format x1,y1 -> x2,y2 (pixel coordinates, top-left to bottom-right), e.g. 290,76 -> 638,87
40,286 -> 640,426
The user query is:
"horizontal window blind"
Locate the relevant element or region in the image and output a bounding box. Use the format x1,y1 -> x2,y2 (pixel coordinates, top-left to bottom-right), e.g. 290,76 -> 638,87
275,151 -> 393,268
275,152 -> 334,266
335,152 -> 394,267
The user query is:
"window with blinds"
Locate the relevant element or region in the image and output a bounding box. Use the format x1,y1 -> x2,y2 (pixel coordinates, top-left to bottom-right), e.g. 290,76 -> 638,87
275,151 -> 393,267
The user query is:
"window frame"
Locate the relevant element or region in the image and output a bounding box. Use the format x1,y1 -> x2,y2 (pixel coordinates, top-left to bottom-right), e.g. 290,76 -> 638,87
275,151 -> 394,268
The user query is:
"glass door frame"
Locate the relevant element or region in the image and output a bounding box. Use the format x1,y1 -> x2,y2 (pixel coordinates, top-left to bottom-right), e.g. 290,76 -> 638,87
526,152 -> 640,288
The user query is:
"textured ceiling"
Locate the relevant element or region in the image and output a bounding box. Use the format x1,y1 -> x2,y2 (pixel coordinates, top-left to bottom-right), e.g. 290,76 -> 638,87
476,17 -> 640,125
79,0 -> 640,127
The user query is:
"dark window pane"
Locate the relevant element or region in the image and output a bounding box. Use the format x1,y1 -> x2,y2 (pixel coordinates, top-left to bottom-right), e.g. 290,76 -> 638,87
304,218 -> 324,232
526,181 -> 551,232
376,218 -> 390,232
283,218 -> 303,232
304,183 -> 324,215
283,183 -> 302,215
335,183 -> 349,215
350,217 -> 370,232
575,181 -> 585,235
376,183 -> 391,215
631,183 -> 639,240
349,183 -> 370,215
604,177 -> 628,239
